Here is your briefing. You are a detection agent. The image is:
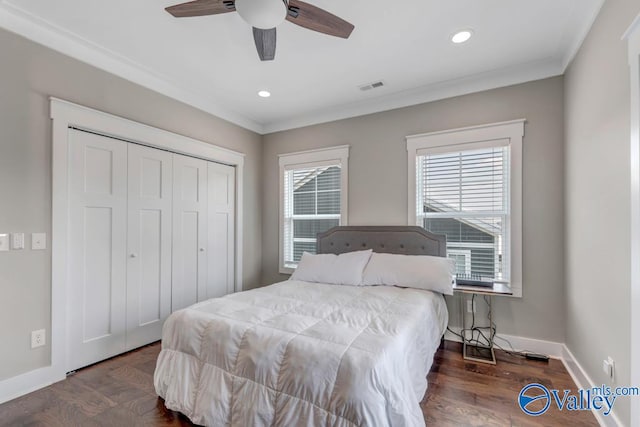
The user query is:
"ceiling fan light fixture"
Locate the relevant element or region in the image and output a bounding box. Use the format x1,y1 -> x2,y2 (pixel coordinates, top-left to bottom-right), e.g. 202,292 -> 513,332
451,29 -> 473,44
236,0 -> 287,30
258,90 -> 271,98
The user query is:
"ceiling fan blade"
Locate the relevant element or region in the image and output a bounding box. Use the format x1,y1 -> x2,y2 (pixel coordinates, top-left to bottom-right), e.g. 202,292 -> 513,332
166,0 -> 235,18
253,27 -> 276,61
286,0 -> 354,39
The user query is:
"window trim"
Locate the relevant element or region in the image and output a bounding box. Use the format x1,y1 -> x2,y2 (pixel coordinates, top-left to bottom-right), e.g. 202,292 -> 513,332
407,120 -> 524,297
279,145 -> 349,274
625,15 -> 640,426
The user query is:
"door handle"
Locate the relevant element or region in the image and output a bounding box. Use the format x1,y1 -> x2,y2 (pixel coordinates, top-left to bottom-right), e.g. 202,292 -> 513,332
199,248 -> 205,252
130,253 -> 137,258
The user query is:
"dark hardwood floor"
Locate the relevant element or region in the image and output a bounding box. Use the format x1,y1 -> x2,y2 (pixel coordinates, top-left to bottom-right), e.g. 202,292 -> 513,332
423,341 -> 598,426
0,340 -> 597,426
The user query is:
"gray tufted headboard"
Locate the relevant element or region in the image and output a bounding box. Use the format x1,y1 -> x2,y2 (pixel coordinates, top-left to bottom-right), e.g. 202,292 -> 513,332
316,226 -> 447,257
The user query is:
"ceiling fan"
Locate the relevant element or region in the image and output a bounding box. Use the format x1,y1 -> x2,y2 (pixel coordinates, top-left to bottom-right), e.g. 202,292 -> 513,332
165,0 -> 355,61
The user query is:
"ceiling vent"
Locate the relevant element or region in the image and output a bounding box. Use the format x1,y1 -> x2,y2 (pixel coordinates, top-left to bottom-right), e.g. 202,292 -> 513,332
358,81 -> 385,91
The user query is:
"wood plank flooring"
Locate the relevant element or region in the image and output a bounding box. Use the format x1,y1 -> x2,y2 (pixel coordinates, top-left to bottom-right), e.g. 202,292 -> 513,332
423,341 -> 598,426
0,340 -> 598,426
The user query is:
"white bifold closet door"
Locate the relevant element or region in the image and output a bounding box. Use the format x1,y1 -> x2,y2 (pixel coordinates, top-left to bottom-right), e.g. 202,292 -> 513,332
171,154 -> 208,311
171,156 -> 236,310
207,162 -> 236,298
126,144 -> 173,349
68,130 -> 128,370
68,130 -> 236,372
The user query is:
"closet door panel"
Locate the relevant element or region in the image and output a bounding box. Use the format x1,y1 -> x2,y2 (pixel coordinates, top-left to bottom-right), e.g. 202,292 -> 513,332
68,129 -> 127,371
180,212 -> 200,304
207,162 -> 236,298
172,154 -> 208,311
83,208 -> 114,339
126,144 -> 173,349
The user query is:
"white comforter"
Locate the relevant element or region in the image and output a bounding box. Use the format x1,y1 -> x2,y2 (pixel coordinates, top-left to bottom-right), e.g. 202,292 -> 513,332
154,280 -> 448,427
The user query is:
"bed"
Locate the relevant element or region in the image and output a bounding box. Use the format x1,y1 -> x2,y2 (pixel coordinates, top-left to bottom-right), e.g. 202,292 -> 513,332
154,226 -> 450,426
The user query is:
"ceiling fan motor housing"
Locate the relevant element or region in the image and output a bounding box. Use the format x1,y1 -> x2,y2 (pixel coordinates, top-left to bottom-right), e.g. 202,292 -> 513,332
235,0 -> 288,29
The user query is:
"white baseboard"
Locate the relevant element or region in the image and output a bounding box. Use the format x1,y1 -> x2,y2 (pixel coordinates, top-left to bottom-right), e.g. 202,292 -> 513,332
561,345 -> 623,427
0,366 -> 65,405
444,327 -> 565,358
444,330 -> 624,426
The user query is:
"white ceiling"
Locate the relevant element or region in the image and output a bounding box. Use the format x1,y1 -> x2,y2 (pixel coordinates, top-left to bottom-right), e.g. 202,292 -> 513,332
0,0 -> 603,134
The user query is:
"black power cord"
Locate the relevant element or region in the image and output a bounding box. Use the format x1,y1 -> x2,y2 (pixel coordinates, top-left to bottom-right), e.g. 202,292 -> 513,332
448,294 -> 549,361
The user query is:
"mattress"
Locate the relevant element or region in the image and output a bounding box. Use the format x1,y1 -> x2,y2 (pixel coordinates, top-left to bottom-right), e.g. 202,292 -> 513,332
154,280 -> 448,427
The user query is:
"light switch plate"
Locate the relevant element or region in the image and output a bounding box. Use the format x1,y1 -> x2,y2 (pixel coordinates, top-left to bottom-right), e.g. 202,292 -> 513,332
32,233 -> 46,250
0,234 -> 8,251
11,233 -> 24,250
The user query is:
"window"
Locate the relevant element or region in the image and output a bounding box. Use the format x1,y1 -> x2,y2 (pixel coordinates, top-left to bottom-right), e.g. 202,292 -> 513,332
279,146 -> 349,273
420,145 -> 509,282
407,120 -> 523,296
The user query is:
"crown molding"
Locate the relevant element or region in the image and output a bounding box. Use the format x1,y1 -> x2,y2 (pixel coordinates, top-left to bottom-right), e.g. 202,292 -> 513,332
561,0 -> 605,71
263,58 -> 563,134
623,13 -> 640,41
0,1 -> 265,134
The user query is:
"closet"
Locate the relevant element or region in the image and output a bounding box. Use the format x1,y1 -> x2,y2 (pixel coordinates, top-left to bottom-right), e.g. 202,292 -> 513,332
67,128 -> 235,371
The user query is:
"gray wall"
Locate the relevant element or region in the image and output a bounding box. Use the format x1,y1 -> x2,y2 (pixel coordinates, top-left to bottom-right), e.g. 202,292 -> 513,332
564,1 -> 639,425
0,28 -> 262,381
262,76 -> 566,343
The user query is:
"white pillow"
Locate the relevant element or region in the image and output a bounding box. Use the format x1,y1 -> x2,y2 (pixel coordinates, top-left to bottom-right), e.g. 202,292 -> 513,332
362,252 -> 455,295
290,249 -> 373,286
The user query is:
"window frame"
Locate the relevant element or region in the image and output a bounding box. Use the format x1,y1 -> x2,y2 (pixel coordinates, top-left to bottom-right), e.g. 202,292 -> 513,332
279,145 -> 349,274
407,120 -> 524,297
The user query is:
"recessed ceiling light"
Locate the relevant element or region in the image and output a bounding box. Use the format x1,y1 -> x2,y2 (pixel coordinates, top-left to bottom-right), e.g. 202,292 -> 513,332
258,90 -> 271,98
451,30 -> 473,44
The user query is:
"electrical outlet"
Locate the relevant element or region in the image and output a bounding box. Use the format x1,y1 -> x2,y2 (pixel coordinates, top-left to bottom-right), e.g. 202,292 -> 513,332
466,300 -> 476,313
32,233 -> 46,250
602,357 -> 615,380
31,329 -> 46,349
0,234 -> 8,251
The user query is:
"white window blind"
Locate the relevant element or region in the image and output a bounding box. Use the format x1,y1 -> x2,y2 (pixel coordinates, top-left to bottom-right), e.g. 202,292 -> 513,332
279,145 -> 348,274
417,144 -> 510,283
283,164 -> 342,269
